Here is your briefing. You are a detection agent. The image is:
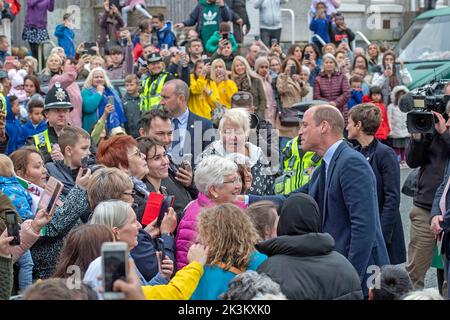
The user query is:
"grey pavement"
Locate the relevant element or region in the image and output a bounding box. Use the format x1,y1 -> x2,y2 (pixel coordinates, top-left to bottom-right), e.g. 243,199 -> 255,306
400,167 -> 437,289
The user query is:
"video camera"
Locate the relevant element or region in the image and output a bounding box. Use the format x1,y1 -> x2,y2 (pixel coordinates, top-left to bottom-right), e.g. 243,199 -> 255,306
399,79 -> 450,134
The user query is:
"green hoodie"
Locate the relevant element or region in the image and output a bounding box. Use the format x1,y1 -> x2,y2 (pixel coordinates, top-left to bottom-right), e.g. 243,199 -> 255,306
200,0 -> 220,45
205,31 -> 238,54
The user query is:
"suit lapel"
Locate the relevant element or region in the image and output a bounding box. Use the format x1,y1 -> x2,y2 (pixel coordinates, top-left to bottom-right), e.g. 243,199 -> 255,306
322,141 -> 347,225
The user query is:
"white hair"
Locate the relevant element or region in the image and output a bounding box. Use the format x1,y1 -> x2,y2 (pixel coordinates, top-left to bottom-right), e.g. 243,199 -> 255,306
194,155 -> 238,195
83,67 -> 113,89
219,108 -> 251,138
402,288 -> 444,300
301,65 -> 310,76
321,53 -> 340,73
90,200 -> 131,229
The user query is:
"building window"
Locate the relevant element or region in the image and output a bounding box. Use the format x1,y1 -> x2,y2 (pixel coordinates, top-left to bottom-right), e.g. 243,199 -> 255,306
383,20 -> 391,29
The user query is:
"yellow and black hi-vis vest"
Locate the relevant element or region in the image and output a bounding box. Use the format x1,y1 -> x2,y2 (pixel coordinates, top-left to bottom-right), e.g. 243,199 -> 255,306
139,72 -> 169,112
0,93 -> 6,116
33,129 -> 52,154
275,136 -> 322,195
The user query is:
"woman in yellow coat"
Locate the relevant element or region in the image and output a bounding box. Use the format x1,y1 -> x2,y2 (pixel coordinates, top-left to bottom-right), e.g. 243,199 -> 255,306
113,244 -> 209,300
210,58 -> 238,110
188,60 -> 220,120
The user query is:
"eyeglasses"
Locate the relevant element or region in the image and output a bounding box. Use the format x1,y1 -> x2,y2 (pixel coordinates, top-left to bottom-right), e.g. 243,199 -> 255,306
123,190 -> 136,197
232,94 -> 251,101
223,176 -> 242,186
128,149 -> 144,158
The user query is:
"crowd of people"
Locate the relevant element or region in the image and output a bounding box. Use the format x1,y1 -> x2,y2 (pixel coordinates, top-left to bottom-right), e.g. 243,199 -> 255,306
0,0 -> 449,301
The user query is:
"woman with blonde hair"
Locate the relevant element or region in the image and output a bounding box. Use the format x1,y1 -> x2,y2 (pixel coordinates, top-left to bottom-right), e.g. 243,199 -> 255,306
38,53 -> 63,85
190,203 -> 267,300
199,108 -> 276,195
231,56 -> 267,120
188,60 -> 220,120
210,58 -> 238,110
81,67 -> 127,134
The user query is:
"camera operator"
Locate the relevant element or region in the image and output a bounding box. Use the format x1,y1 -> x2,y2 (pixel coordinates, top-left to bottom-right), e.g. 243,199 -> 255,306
406,81 -> 450,290
429,82 -> 450,298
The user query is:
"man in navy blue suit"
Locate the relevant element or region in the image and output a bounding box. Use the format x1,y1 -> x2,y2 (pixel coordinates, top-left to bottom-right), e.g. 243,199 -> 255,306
295,104 -> 389,294
160,79 -> 215,167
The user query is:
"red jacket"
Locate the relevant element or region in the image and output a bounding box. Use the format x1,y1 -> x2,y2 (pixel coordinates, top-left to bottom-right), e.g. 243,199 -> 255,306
362,95 -> 391,140
313,71 -> 350,122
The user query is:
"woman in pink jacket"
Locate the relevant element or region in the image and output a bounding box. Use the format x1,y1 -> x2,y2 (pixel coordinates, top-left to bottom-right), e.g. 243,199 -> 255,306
121,0 -> 152,27
175,155 -> 247,271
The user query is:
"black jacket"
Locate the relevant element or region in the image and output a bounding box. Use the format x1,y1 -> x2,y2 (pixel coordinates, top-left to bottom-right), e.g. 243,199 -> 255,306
356,139 -> 406,265
123,93 -> 141,138
46,160 -> 78,197
406,131 -> 450,211
256,233 -> 363,300
225,0 -> 250,43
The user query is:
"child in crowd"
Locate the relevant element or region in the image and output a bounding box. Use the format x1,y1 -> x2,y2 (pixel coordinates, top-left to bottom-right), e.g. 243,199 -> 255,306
362,86 -> 391,144
8,69 -> 28,108
0,154 -> 34,292
387,85 -> 410,167
245,201 -> 279,241
5,95 -> 26,154
54,13 -> 76,59
309,2 -> 331,51
348,75 -> 363,109
369,265 -> 413,300
46,126 -> 92,197
21,98 -> 47,141
205,22 -> 238,55
123,74 -> 142,138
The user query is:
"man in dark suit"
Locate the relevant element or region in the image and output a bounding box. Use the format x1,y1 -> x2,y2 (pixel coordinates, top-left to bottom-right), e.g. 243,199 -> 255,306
295,104 -> 389,294
160,79 -> 215,167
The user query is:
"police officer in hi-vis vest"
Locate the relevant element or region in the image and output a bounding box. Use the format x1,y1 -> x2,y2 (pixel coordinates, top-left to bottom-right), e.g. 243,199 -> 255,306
28,83 -> 73,163
139,52 -> 175,112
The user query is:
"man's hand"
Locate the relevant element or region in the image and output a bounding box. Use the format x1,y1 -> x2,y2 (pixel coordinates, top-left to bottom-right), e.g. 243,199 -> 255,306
112,258 -> 146,300
431,215 -> 444,237
160,207 -> 177,235
75,167 -> 91,190
174,23 -> 184,29
160,256 -> 174,280
76,42 -> 85,55
50,144 -> 64,162
175,166 -> 193,187
216,0 -> 225,6
236,18 -> 243,25
433,111 -> 448,135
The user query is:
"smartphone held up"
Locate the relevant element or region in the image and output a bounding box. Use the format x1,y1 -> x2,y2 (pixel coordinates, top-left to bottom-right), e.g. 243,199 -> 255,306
102,242 -> 128,300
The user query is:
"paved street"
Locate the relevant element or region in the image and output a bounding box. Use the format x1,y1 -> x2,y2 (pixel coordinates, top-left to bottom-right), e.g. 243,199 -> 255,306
400,168 -> 437,289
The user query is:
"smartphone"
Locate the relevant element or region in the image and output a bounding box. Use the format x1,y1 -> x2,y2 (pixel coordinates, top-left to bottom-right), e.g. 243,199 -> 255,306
101,242 -> 128,300
202,54 -> 210,64
137,57 -> 147,67
387,64 -> 393,70
271,38 -> 278,46
84,42 -> 97,55
290,65 -> 297,75
142,192 -> 165,226
304,53 -> 310,61
5,210 -> 20,246
179,153 -> 192,171
222,33 -> 229,40
107,96 -> 115,106
161,44 -> 169,51
38,176 -> 63,216
81,157 -> 89,175
254,35 -> 260,41
156,195 -> 175,227
155,238 -> 166,273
